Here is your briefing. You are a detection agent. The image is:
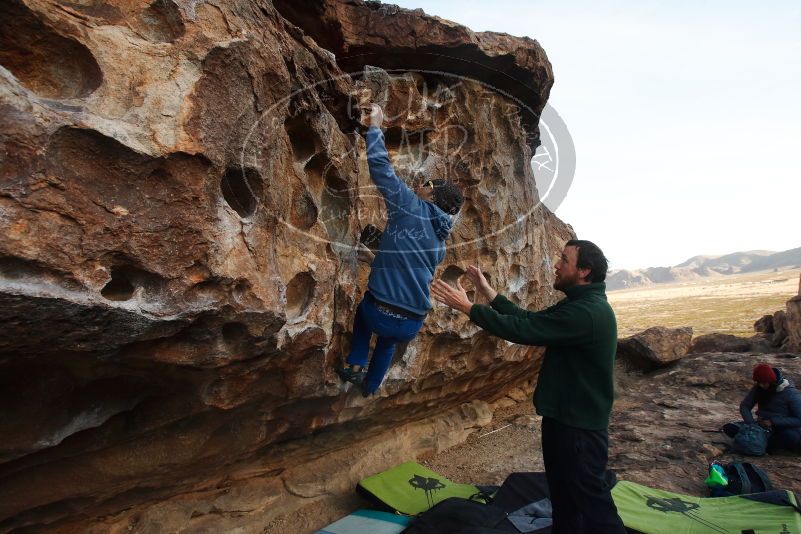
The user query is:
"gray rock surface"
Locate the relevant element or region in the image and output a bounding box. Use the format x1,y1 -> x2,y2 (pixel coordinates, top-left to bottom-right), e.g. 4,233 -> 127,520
611,352 -> 801,495
0,0 -> 569,530
617,326 -> 693,370
689,333 -> 755,354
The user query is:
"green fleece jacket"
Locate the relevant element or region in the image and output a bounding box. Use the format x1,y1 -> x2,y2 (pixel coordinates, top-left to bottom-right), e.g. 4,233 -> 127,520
469,283 -> 617,430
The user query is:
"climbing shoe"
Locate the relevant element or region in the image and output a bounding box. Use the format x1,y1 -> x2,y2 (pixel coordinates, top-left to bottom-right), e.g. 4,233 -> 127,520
360,379 -> 372,398
335,364 -> 365,385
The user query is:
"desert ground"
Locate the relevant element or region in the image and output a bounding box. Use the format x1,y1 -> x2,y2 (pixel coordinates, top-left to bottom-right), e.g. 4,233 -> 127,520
273,353 -> 801,533
268,272 -> 801,533
608,268 -> 801,337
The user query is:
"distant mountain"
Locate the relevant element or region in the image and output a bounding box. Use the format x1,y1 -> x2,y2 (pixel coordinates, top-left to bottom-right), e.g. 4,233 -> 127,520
607,247 -> 801,291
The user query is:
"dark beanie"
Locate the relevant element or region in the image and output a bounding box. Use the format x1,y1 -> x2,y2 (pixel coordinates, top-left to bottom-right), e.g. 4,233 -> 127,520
431,179 -> 464,216
753,363 -> 777,383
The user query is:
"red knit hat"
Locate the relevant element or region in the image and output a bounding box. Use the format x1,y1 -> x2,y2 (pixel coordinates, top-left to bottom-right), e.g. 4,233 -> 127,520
753,363 -> 777,383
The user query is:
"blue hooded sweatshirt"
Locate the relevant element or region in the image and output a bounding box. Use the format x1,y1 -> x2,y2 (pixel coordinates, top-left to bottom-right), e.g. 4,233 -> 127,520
740,368 -> 801,428
365,126 -> 453,316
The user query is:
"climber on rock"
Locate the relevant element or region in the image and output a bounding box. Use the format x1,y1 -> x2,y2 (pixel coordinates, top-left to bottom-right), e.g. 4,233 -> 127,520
335,103 -> 464,397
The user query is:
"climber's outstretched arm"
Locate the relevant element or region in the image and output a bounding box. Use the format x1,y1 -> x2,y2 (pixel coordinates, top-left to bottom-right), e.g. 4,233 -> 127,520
364,104 -> 417,217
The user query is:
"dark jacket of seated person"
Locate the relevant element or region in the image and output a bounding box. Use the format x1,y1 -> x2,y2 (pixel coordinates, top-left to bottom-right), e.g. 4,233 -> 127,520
740,367 -> 801,429
724,364 -> 801,452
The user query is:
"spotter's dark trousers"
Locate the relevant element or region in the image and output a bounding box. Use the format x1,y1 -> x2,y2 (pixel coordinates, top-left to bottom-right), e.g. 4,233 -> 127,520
541,416 -> 626,534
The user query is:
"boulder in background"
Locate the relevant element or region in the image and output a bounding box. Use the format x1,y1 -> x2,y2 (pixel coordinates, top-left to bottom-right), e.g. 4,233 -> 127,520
617,326 -> 693,370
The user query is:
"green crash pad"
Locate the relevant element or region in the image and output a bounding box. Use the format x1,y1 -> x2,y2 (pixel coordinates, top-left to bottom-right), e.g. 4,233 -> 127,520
612,480 -> 801,534
357,461 -> 485,515
314,509 -> 410,534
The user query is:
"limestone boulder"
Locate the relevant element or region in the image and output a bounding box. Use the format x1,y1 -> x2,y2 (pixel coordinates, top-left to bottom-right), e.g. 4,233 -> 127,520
788,298 -> 801,353
0,0 -> 570,530
771,310 -> 789,348
786,272 -> 801,353
272,0 -> 553,150
753,314 -> 774,333
688,333 -> 755,354
616,326 -> 693,370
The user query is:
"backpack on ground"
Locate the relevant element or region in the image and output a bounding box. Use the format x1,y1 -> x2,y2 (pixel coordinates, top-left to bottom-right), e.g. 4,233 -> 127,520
708,461 -> 774,496
722,462 -> 774,495
731,423 -> 769,456
401,497 -> 509,534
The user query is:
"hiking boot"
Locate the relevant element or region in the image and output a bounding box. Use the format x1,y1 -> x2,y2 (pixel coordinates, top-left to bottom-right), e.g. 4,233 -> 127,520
335,364 -> 365,385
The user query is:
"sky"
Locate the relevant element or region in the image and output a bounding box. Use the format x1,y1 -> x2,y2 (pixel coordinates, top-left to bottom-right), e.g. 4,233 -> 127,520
391,0 -> 801,270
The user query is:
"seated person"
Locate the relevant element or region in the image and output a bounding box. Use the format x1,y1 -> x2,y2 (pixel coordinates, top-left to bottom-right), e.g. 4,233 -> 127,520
336,104 -> 464,396
723,363 -> 801,453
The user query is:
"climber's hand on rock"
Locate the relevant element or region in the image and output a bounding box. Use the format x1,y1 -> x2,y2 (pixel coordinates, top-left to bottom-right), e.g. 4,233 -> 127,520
357,243 -> 376,264
466,265 -> 497,301
431,278 -> 473,315
368,103 -> 384,128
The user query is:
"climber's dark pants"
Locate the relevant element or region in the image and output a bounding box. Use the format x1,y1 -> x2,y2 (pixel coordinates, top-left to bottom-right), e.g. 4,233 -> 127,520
346,294 -> 424,394
723,421 -> 801,451
541,417 -> 626,534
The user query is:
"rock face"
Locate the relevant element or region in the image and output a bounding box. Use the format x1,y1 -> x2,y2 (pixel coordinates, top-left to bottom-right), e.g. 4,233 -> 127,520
0,0 -> 569,530
616,326 -> 693,370
786,274 -> 801,353
754,314 -> 774,334
771,310 -> 788,348
753,310 -> 792,349
688,333 -> 758,354
271,0 -> 553,150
